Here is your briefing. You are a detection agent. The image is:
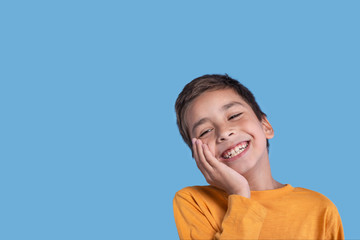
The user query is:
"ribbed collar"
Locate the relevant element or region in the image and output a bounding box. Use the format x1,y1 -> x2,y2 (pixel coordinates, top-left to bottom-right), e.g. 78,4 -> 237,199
250,184 -> 294,201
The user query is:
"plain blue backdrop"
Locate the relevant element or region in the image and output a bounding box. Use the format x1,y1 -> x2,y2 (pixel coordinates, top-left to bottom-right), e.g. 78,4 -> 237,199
1,1 -> 359,239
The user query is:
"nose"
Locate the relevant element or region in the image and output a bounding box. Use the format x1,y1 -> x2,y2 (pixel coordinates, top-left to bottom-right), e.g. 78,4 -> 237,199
217,128 -> 235,143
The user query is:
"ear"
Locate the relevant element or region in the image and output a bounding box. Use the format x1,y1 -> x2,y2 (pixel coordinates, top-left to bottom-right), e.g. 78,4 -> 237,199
261,116 -> 274,139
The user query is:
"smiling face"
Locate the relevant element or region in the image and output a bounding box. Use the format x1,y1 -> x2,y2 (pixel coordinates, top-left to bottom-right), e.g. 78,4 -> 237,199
185,88 -> 274,174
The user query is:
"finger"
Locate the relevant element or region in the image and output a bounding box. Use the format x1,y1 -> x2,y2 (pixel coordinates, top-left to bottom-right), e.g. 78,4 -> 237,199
192,138 -> 211,180
202,144 -> 220,168
196,139 -> 214,173
191,138 -> 199,163
192,138 -> 203,169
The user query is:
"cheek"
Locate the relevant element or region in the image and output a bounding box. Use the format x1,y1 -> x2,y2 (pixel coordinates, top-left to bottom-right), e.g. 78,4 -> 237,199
201,136 -> 217,157
206,142 -> 217,158
201,138 -> 216,153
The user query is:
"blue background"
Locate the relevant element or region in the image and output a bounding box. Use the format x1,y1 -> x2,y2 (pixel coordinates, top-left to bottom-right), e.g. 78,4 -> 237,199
1,1 -> 359,239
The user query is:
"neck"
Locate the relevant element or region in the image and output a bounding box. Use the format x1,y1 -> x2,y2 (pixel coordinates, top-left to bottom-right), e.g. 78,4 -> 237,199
242,155 -> 284,191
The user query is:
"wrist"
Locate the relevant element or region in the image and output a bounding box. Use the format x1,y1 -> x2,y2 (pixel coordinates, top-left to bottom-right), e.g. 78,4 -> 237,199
231,189 -> 250,198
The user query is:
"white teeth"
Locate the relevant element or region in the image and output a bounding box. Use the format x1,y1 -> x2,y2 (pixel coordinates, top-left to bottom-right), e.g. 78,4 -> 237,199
223,142 -> 249,159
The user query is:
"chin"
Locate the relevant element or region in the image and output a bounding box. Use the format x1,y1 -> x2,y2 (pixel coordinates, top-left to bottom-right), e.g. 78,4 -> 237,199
227,158 -> 256,175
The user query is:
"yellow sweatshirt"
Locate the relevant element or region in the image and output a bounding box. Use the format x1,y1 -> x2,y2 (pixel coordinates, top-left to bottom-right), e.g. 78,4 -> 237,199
173,184 -> 344,240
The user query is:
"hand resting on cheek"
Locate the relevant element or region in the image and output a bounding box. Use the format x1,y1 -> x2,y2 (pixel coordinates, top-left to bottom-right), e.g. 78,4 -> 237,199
192,138 -> 251,198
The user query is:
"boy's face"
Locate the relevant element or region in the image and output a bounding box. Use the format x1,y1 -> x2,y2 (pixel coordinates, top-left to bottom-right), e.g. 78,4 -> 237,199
185,88 -> 274,174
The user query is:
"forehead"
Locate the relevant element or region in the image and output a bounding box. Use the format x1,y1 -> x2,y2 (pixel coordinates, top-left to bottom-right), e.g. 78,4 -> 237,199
185,88 -> 248,125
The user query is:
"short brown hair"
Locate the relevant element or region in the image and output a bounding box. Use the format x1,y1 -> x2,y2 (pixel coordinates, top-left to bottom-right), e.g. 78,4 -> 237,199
175,74 -> 269,152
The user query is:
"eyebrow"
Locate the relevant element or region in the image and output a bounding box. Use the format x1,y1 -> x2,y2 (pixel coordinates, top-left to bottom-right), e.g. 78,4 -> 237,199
191,101 -> 244,135
221,101 -> 244,111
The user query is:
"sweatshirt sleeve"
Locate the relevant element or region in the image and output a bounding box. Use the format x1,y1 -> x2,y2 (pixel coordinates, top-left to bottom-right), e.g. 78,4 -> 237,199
173,189 -> 267,240
325,203 -> 344,240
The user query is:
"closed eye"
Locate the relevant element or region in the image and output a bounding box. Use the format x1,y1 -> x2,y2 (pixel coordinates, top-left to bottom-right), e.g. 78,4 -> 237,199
229,113 -> 242,120
199,129 -> 212,138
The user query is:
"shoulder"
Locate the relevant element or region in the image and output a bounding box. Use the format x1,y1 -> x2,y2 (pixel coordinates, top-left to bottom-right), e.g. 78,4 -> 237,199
175,185 -> 226,198
291,186 -> 339,211
174,185 -> 228,206
293,186 -> 332,202
292,186 -> 343,230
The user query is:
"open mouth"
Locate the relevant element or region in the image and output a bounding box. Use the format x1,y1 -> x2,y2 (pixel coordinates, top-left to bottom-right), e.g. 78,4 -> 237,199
221,141 -> 249,159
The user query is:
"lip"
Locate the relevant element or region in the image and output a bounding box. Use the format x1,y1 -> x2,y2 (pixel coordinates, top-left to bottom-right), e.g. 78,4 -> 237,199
220,140 -> 250,163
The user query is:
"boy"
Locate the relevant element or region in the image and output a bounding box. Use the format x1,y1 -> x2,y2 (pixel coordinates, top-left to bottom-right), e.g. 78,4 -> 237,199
173,74 -> 344,239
